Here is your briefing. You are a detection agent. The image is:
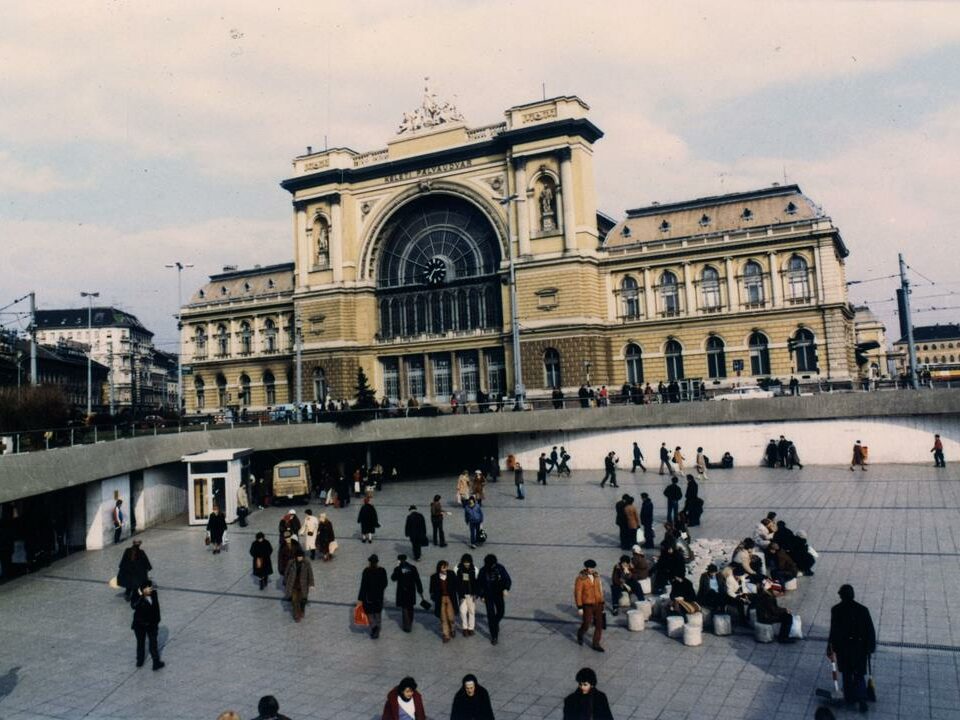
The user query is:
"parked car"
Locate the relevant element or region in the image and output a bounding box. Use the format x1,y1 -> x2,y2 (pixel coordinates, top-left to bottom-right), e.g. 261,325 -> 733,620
137,415 -> 166,429
714,386 -> 775,401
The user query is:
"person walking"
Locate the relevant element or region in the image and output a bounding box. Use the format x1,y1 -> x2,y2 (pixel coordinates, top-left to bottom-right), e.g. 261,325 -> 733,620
932,434 -> 946,467
600,452 -> 618,488
672,446 -> 686,475
358,553 -> 388,639
357,496 -> 380,543
112,499 -> 124,544
827,584 -> 877,713
430,495 -> 449,547
478,553 -> 511,645
277,531 -> 300,585
130,580 -> 164,670
683,474 -> 702,526
249,532 -> 273,590
381,677 -> 426,720
405,505 -> 428,560
464,497 -> 484,548
639,492 -> 655,548
538,452 -> 549,485
514,462 -> 525,500
316,512 -> 335,561
777,435 -> 790,468
694,446 -> 708,481
429,559 -> 461,642
557,446 -> 571,476
562,667 -> 613,720
300,508 -> 319,560
117,539 -> 152,602
450,673 -> 495,720
456,471 -> 472,506
614,494 -> 629,550
850,440 -> 868,471
390,553 -> 424,633
206,505 -> 227,554
283,548 -> 315,622
574,559 -> 605,652
548,446 -> 559,474
236,482 -> 249,527
663,477 -> 682,523
455,553 -> 478,637
631,442 -> 646,473
658,442 -> 670,475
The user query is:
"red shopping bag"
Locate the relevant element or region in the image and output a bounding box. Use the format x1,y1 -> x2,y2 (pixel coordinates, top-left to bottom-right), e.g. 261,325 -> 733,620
353,602 -> 369,626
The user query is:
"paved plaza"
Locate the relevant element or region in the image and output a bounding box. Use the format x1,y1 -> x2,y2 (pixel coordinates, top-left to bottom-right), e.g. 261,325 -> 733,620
0,462 -> 958,720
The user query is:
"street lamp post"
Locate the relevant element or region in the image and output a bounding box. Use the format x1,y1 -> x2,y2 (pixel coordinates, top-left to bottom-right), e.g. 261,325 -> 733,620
80,291 -> 99,417
165,262 -> 194,419
494,194 -> 524,410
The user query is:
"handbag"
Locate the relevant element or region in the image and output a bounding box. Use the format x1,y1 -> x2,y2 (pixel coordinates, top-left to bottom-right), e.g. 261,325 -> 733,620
328,540 -> 338,554
866,658 -> 877,701
789,615 -> 803,639
419,598 -> 432,611
204,534 -> 211,546
353,601 -> 370,626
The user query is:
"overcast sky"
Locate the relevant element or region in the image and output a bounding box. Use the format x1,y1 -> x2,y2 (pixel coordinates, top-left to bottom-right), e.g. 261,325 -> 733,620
2,1 -> 959,350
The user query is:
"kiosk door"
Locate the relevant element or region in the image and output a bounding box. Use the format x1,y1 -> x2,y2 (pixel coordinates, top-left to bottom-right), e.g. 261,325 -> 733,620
212,477 -> 226,514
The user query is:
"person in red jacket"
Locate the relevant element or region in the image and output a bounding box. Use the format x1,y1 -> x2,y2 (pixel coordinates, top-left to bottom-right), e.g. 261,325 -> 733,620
381,676 -> 426,720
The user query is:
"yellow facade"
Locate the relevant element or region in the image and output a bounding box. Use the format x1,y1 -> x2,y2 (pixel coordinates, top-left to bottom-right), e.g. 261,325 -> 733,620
180,95 -> 856,413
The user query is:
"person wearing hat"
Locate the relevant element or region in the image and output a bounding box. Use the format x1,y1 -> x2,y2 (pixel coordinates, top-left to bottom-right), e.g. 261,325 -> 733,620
574,559 -> 605,652
278,508 -> 300,543
610,554 -> 643,614
391,553 -> 424,632
117,539 -> 152,601
358,553 -> 388,638
562,667 -> 613,720
249,532 -> 273,590
277,531 -> 301,584
827,585 -> 876,712
381,676 -> 426,720
630,545 -> 651,589
450,673 -> 494,720
283,547 -> 314,622
404,506 -> 428,560
130,579 -> 164,670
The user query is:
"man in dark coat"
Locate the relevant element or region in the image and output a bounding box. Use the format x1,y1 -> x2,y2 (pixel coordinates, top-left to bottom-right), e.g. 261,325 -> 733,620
548,446 -> 559,474
600,452 -> 618,488
639,492 -> 655,548
249,532 -> 273,590
562,667 -> 613,720
683,474 -> 703,526
358,553 -> 389,638
614,495 -> 630,550
631,442 -> 646,473
828,584 -> 876,712
659,442 -> 671,475
404,506 -> 428,560
390,553 -> 423,632
765,439 -> 779,468
205,506 -> 227,554
538,453 -> 549,484
477,553 -> 512,645
130,580 -> 164,670
777,435 -> 790,467
117,539 -> 152,601
663,477 -> 682,523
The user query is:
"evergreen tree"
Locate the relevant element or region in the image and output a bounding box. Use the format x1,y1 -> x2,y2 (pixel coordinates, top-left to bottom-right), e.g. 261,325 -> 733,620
354,366 -> 376,408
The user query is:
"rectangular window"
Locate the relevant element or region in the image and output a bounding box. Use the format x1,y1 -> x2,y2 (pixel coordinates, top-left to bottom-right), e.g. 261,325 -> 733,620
382,357 -> 400,402
405,356 -> 425,400
432,354 -> 452,399
458,351 -> 479,401
485,349 -> 506,397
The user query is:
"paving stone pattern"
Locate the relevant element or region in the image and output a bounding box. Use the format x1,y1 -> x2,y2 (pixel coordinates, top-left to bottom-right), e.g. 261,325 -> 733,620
0,463 -> 958,719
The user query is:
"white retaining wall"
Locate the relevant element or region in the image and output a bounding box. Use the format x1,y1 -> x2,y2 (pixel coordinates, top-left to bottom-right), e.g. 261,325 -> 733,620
139,463 -> 187,529
84,473 -> 130,550
500,414 -> 960,470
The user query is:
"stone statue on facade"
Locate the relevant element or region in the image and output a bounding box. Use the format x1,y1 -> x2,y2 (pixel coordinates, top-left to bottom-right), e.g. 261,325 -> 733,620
314,217 -> 330,266
397,77 -> 465,135
539,184 -> 556,231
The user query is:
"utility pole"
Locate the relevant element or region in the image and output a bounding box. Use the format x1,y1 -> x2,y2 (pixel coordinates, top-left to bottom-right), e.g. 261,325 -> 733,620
899,253 -> 919,389
80,291 -> 99,417
294,312 -> 303,422
108,349 -> 115,416
494,193 -> 525,410
165,262 -> 193,419
28,292 -> 38,385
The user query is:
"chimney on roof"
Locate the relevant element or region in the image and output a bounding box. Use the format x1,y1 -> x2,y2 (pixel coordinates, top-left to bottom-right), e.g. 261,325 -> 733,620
223,265 -> 238,272
772,182 -> 780,187
651,201 -> 659,206
306,146 -> 312,154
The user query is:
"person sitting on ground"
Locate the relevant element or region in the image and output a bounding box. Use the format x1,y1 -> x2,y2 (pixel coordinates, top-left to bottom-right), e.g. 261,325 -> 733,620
773,520 -> 799,556
754,518 -> 775,550
732,538 -> 762,581
766,542 -> 799,586
756,581 -> 796,643
792,530 -> 816,576
721,565 -> 753,623
696,564 -> 726,611
630,545 -> 651,586
610,555 -> 644,613
669,572 -> 700,617
653,545 -> 685,594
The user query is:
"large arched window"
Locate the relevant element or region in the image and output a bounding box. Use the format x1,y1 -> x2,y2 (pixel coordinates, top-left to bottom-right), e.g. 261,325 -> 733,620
374,195 -> 502,340
625,343 -> 643,384
216,324 -> 229,356
544,348 -> 562,388
665,340 -> 684,381
749,331 -> 771,376
659,271 -> 680,316
706,336 -> 726,379
263,318 -> 277,352
238,374 -> 251,406
794,328 -> 818,373
787,255 -> 810,300
743,261 -> 765,305
621,276 -> 640,319
701,266 -> 721,310
195,377 -> 205,409
313,367 -> 328,403
195,327 -> 207,357
216,373 -> 227,407
239,321 -> 252,355
263,371 -> 276,406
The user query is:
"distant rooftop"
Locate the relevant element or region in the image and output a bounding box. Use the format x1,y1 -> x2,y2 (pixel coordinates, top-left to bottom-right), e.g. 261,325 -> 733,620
897,323 -> 960,344
189,262 -> 295,305
35,307 -> 153,337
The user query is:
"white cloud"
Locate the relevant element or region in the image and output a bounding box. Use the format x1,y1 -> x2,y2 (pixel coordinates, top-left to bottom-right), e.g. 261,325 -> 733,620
0,150 -> 82,193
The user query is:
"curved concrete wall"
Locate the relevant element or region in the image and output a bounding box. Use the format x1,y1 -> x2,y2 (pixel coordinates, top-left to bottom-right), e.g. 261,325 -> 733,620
1,390 -> 958,503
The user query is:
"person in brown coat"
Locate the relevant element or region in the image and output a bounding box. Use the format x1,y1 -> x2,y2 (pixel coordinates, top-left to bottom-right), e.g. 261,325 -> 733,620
471,470 -> 486,504
283,548 -> 315,622
277,532 -> 301,591
574,559 -> 605,652
381,676 -> 426,720
624,496 -> 640,541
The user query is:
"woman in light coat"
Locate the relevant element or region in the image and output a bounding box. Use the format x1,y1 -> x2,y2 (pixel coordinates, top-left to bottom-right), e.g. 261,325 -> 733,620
300,508 -> 320,560
456,471 -> 471,506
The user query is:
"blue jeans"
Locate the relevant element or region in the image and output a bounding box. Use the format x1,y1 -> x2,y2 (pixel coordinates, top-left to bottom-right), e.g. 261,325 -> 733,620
666,500 -> 679,523
469,522 -> 481,545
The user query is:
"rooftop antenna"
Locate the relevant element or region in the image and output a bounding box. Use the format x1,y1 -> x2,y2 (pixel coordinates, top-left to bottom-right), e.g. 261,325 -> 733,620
783,165 -> 788,185
542,82 -> 546,101
324,135 -> 328,151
